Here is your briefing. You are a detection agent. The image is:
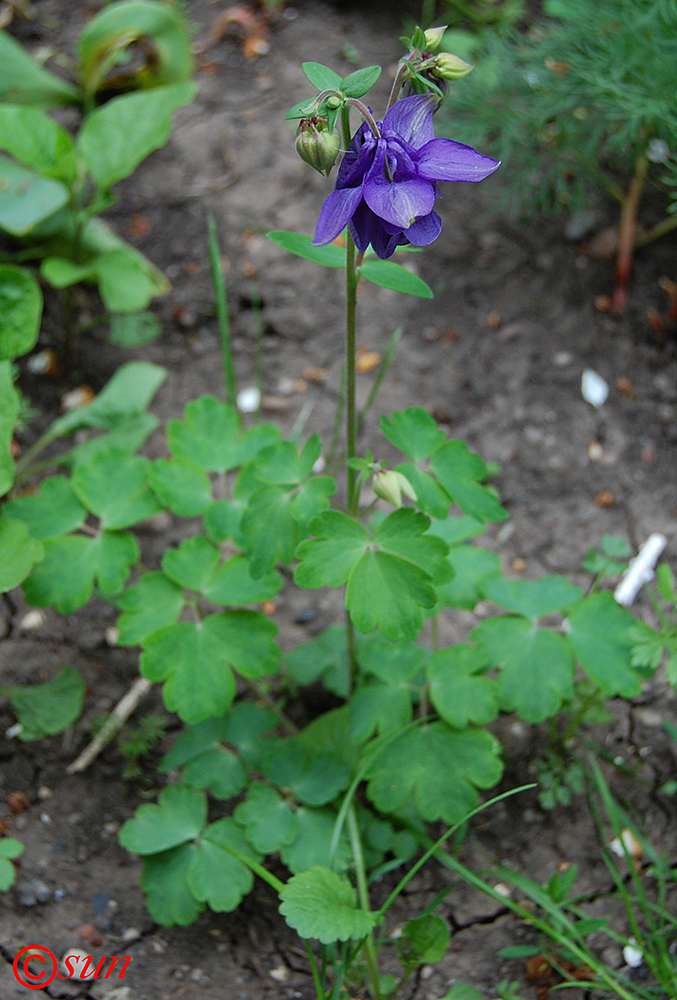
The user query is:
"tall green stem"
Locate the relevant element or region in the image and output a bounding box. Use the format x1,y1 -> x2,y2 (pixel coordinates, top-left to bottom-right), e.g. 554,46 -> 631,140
347,804 -> 381,1000
207,211 -> 239,416
345,234 -> 358,514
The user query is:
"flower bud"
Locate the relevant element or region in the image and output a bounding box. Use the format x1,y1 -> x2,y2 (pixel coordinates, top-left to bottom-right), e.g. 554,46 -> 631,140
434,52 -> 473,81
424,26 -> 447,52
373,470 -> 417,509
295,117 -> 340,175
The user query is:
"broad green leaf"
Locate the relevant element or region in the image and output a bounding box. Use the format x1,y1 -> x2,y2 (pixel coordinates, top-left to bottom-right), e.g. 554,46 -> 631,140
3,665 -> 84,740
23,534 -> 96,613
109,310 -> 162,347
397,915 -> 450,969
263,736 -> 351,807
280,867 -> 376,944
280,806 -> 351,874
93,529 -> 139,596
483,575 -> 583,620
161,535 -> 220,592
119,784 -> 207,855
435,545 -> 501,610
222,701 -> 278,770
0,104 -> 75,180
253,436 -> 321,485
142,612 -> 278,723
234,783 -> 298,854
167,395 -> 279,472
0,838 -> 23,891
349,683 -> 412,743
204,555 -> 283,606
349,633 -> 424,741
426,514 -> 485,545
439,987 -> 484,1000
302,61 -> 342,91
4,477 -> 86,539
66,414 -> 159,469
656,563 -> 676,604
285,97 -> 317,120
150,458 -> 213,516
428,645 -> 500,727
365,722 -> 503,823
358,258 -> 433,298
182,747 -> 247,800
241,486 -> 300,577
283,624 -> 350,699
565,592 -> 641,697
0,153 -> 69,235
0,360 -> 18,496
394,463 -> 450,518
117,571 -> 184,646
381,407 -> 446,460
267,230 -> 346,268
471,616 -> 574,722
430,441 -> 507,522
72,449 -> 162,529
0,265 -> 42,360
203,499 -> 245,545
0,31 -> 78,106
96,248 -> 168,313
159,716 -> 230,772
340,65 -> 381,98
77,83 -> 197,190
0,517 -> 44,592
49,361 -> 167,438
141,844 -> 205,925
78,0 -> 194,98
189,818 -> 258,912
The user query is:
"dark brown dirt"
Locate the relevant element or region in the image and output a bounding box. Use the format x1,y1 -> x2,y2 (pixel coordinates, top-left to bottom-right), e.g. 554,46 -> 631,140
1,2 -> 676,999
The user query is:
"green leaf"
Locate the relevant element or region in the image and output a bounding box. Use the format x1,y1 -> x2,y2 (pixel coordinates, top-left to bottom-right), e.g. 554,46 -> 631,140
0,153 -> 69,235
428,645 -> 500,727
426,514 -> 485,545
141,612 -> 278,723
349,633 -> 424,741
565,593 -> 641,697
159,716 -> 229,771
77,83 -> 197,190
302,61 -> 342,91
150,458 -> 213,517
483,575 -> 583,620
167,395 -> 279,472
4,477 -> 86,540
67,413 -> 157,473
280,806 -> 351,874
241,486 -> 301,577
430,441 -> 507,523
22,534 -> 97,613
267,230 -> 346,268
49,361 -> 167,438
435,545 -> 501,611
340,65 -> 381,98
161,535 -> 220,592
204,555 -> 283,606
280,866 -> 376,943
42,246 -> 167,313
0,360 -> 18,496
189,817 -> 258,912
223,701 -> 278,770
93,529 -> 139,596
0,31 -> 78,106
0,516 -> 44,592
381,407 -> 447,462
181,746 -> 247,800
203,499 -> 245,545
109,310 -> 162,347
0,265 -> 42,360
0,104 -> 76,180
656,563 -> 676,604
0,838 -> 23,860
0,838 -> 23,890
438,985 -> 484,1000
119,784 -> 207,854
3,665 -> 84,740
285,97 -> 317,120
365,722 -> 503,823
358,258 -> 433,298
471,616 -> 575,722
72,449 -> 162,529
141,844 -> 204,925
283,624 -> 350,699
394,464 -> 451,519
234,783 -> 298,854
117,571 -> 184,646
397,915 -> 450,969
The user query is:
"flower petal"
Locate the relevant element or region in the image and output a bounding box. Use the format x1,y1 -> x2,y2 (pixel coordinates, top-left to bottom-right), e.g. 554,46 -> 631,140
312,187 -> 364,246
416,138 -> 500,182
350,203 -> 408,258
364,172 -> 435,228
382,94 -> 438,148
405,210 -> 442,246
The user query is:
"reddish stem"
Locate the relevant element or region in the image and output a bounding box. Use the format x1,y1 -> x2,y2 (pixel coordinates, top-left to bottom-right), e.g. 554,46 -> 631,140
611,154 -> 648,313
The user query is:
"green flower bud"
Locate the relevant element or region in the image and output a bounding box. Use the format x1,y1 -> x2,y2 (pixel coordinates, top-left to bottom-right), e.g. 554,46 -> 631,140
295,117 -> 341,175
424,26 -> 447,52
373,470 -> 417,509
434,52 -> 473,81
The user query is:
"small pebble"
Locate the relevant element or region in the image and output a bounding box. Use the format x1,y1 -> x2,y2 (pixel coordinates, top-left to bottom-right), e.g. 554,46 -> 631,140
17,877 -> 51,906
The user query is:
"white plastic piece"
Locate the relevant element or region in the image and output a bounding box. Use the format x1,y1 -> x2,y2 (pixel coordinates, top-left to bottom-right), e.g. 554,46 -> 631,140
236,387 -> 261,413
623,939 -> 643,968
614,533 -> 668,607
581,368 -> 609,407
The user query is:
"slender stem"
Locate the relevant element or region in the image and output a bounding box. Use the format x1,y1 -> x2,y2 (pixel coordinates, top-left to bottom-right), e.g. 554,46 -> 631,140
345,233 -> 358,513
305,941 -> 325,1000
250,284 -> 265,420
243,677 -> 299,735
207,211 -> 239,415
386,54 -> 416,112
345,98 -> 381,137
633,210 -> 677,247
611,154 -> 648,313
561,686 -> 600,744
347,805 -> 381,1000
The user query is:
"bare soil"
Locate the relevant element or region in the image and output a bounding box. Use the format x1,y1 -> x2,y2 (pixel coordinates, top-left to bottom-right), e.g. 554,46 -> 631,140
1,2 -> 676,999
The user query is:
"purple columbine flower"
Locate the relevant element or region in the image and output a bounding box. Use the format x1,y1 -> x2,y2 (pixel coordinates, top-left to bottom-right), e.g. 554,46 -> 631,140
312,94 -> 500,259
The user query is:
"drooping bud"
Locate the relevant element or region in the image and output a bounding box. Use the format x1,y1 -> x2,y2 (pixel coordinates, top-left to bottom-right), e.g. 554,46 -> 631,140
424,26 -> 447,53
433,52 -> 473,81
373,470 -> 417,509
295,117 -> 340,175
